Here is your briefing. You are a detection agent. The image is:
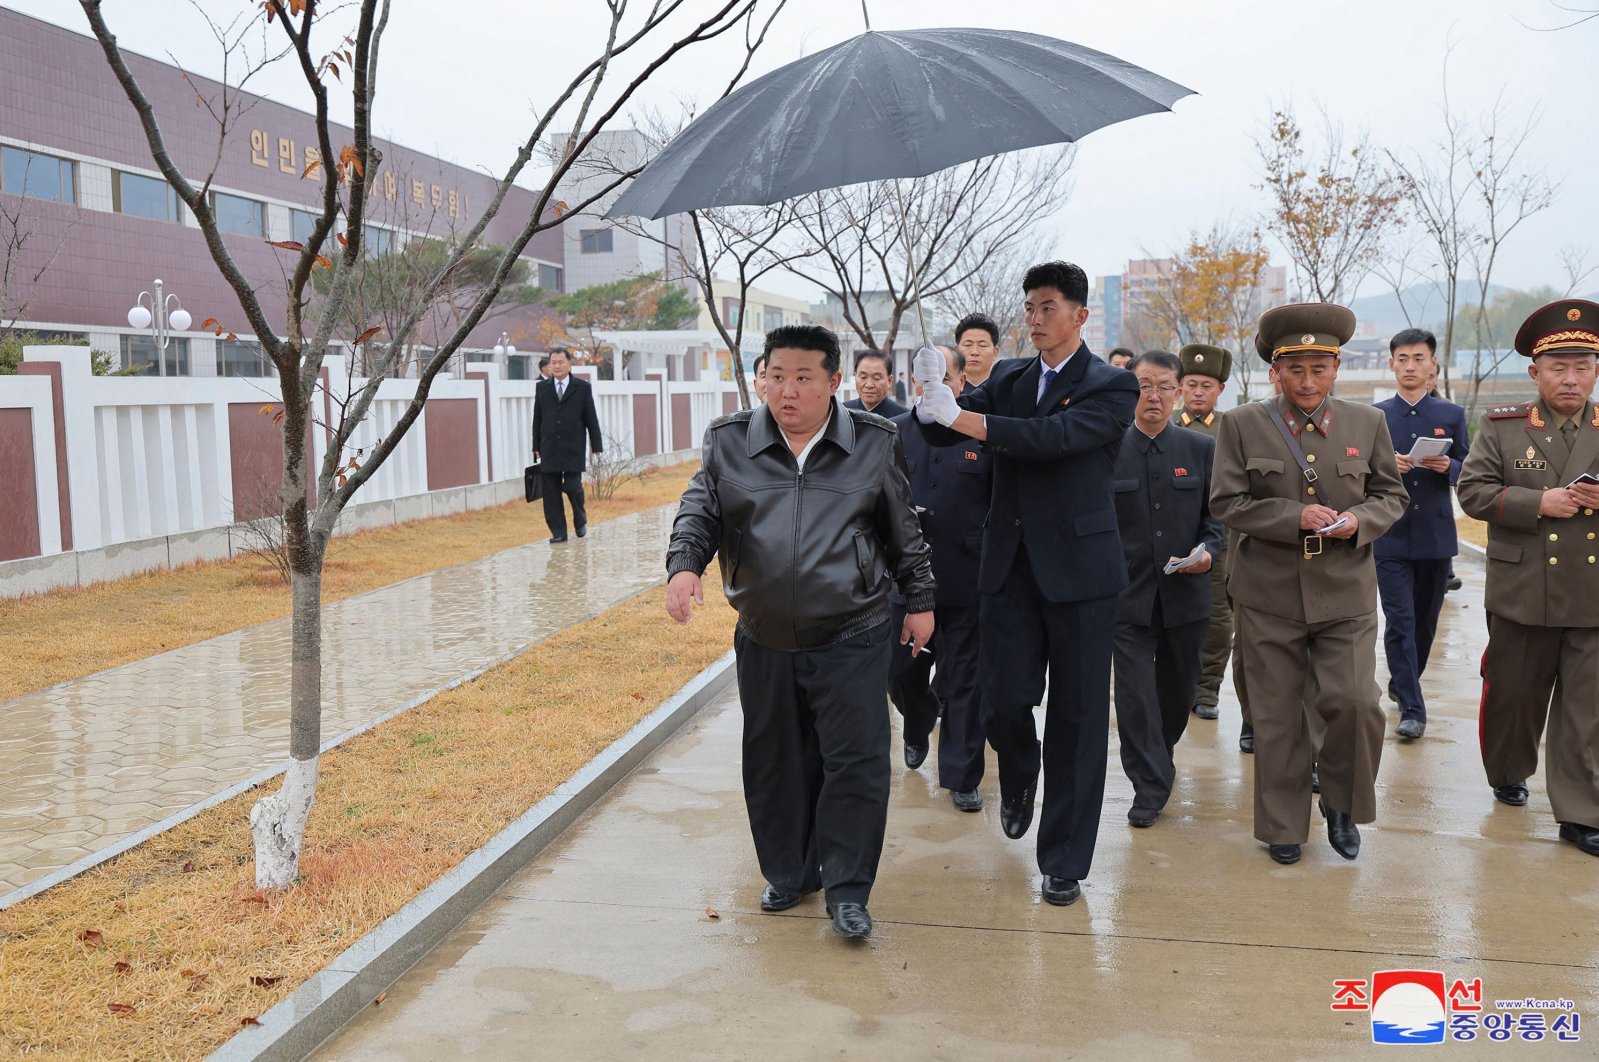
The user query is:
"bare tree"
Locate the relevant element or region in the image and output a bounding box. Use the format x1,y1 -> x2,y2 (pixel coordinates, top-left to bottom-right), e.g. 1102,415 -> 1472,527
1460,100 -> 1555,417
1558,243 -> 1596,297
81,0 -> 772,889
930,233 -> 1045,360
1255,108 -> 1404,305
787,147 -> 1074,368
0,154 -> 77,349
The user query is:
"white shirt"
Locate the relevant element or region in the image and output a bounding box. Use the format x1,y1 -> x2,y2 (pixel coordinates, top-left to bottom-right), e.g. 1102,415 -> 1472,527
780,400 -> 834,473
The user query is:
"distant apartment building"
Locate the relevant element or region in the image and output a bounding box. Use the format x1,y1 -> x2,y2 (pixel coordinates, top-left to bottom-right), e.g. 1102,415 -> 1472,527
0,7 -> 563,378
551,129 -> 695,294
699,279 -> 812,337
1083,274 -> 1123,352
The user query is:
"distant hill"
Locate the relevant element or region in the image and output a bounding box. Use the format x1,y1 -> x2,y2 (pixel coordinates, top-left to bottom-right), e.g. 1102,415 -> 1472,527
1349,282 -> 1599,340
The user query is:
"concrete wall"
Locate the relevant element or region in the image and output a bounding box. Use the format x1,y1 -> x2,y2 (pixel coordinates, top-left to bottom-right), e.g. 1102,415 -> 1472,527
0,346 -> 730,597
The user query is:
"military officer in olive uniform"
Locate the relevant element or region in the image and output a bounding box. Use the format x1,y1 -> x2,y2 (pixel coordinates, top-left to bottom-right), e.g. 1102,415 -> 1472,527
1456,299 -> 1599,858
1210,304 -> 1408,866
1172,343 -> 1237,726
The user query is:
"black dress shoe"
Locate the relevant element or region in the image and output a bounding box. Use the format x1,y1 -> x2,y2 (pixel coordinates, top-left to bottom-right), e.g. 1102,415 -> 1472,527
1268,843 -> 1302,865
826,901 -> 872,939
903,741 -> 928,770
1396,716 -> 1426,740
1447,574 -> 1463,592
1558,822 -> 1599,856
1041,876 -> 1081,906
1127,805 -> 1160,828
1321,799 -> 1360,859
1239,723 -> 1254,754
1311,762 -> 1321,794
1494,782 -> 1529,807
1000,783 -> 1036,839
952,789 -> 983,812
760,884 -> 807,912
548,534 -> 568,544
1193,703 -> 1219,720
575,523 -> 587,538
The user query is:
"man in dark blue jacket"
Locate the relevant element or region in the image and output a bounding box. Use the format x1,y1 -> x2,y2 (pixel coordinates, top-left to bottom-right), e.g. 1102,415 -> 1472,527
914,260 -> 1138,906
1111,351 -> 1225,826
1375,328 -> 1470,739
889,346 -> 993,811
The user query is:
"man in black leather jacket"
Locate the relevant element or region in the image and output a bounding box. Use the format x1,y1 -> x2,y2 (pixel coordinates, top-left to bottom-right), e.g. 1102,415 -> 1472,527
666,324 -> 935,941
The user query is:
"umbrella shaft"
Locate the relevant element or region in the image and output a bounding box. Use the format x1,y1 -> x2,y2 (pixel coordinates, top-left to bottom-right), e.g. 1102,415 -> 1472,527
891,178 -> 930,350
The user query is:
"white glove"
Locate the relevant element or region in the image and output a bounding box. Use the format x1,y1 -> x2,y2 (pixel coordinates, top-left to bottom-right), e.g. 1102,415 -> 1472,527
912,346 -> 944,389
917,381 -> 961,426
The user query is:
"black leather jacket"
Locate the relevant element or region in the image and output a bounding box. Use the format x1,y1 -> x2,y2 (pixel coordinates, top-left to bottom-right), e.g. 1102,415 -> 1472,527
667,401 -> 936,652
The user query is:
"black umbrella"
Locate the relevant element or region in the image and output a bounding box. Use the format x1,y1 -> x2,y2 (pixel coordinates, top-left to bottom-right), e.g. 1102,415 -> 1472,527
606,25 -> 1193,221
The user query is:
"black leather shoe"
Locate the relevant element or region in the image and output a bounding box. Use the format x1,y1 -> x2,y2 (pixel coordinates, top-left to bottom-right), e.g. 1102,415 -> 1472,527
1494,782 -> 1529,807
548,534 -> 568,544
575,524 -> 587,538
1321,800 -> 1360,859
1238,723 -> 1254,754
903,741 -> 928,770
1311,762 -> 1321,794
1041,876 -> 1081,906
1193,703 -> 1219,720
760,884 -> 807,912
1396,716 -> 1426,740
1000,783 -> 1036,839
1128,805 -> 1160,828
1447,574 -> 1463,592
1558,822 -> 1599,856
826,901 -> 872,939
1268,843 -> 1302,865
952,789 -> 983,812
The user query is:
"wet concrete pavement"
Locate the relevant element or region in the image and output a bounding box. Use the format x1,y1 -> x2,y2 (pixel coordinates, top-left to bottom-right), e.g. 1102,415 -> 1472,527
0,507 -> 677,898
319,552 -> 1599,1060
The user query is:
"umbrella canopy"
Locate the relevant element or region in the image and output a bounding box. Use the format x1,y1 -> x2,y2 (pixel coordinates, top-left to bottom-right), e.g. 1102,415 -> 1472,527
606,27 -> 1193,220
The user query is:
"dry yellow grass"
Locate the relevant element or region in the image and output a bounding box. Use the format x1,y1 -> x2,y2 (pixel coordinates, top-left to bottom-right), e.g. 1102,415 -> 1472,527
0,462 -> 697,701
1457,515 -> 1489,549
0,565 -> 734,1061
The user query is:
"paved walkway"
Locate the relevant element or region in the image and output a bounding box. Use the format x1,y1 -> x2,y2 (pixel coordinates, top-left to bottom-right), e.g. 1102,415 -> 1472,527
0,506 -> 677,898
320,553 -> 1599,1060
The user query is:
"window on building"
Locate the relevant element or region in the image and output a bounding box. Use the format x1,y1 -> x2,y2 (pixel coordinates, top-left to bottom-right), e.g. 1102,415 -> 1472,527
538,263 -> 563,292
506,354 -> 530,380
1,146 -> 76,203
578,228 -> 613,254
290,208 -> 319,245
122,334 -> 190,376
217,339 -> 272,378
212,191 -> 265,237
763,307 -> 784,332
113,171 -> 181,222
465,349 -> 494,363
722,298 -> 741,327
362,225 -> 392,257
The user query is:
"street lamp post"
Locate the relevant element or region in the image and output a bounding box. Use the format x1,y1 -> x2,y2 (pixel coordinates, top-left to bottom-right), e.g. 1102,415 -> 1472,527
491,331 -> 516,376
126,278 -> 191,377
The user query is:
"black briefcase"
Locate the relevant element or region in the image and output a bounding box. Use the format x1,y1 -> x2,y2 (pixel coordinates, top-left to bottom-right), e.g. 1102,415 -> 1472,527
524,462 -> 543,502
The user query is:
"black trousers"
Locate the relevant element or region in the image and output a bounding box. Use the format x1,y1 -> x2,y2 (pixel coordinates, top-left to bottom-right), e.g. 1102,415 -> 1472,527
889,602 -> 986,792
980,545 -> 1118,881
1112,604 -> 1209,811
540,470 -> 587,537
1377,556 -> 1451,720
734,621 -> 892,905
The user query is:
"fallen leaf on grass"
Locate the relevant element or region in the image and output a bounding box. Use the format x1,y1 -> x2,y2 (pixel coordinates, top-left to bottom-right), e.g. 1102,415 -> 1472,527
114,961 -> 132,973
250,975 -> 284,988
187,974 -> 209,991
182,860 -> 196,873
77,929 -> 105,947
705,906 -> 720,920
108,1002 -> 136,1014
240,1016 -> 261,1027
242,895 -> 270,905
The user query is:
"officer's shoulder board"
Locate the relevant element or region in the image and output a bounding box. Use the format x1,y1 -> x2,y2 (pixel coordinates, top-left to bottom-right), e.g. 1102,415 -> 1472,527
1486,403 -> 1528,420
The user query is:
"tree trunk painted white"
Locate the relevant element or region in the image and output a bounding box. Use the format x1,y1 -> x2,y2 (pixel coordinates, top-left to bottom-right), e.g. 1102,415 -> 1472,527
250,755 -> 319,889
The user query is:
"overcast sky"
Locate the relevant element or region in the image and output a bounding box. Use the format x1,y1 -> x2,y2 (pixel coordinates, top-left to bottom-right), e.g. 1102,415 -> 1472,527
17,0 -> 1598,302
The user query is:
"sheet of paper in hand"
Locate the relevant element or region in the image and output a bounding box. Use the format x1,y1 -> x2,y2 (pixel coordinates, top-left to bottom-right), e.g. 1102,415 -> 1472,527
1566,471 -> 1599,488
1163,543 -> 1208,575
1315,516 -> 1350,535
1404,437 -> 1452,460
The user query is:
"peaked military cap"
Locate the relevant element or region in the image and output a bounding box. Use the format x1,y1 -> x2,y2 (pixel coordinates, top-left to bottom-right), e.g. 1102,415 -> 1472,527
1253,302 -> 1357,365
1513,299 -> 1599,359
1178,343 -> 1232,383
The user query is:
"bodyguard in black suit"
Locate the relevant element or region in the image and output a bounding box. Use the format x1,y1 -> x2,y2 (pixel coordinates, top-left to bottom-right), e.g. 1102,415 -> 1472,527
889,346 -> 993,811
1111,352 -> 1225,827
531,349 -> 603,544
1374,328 -> 1470,739
913,261 -> 1139,906
843,349 -> 909,419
